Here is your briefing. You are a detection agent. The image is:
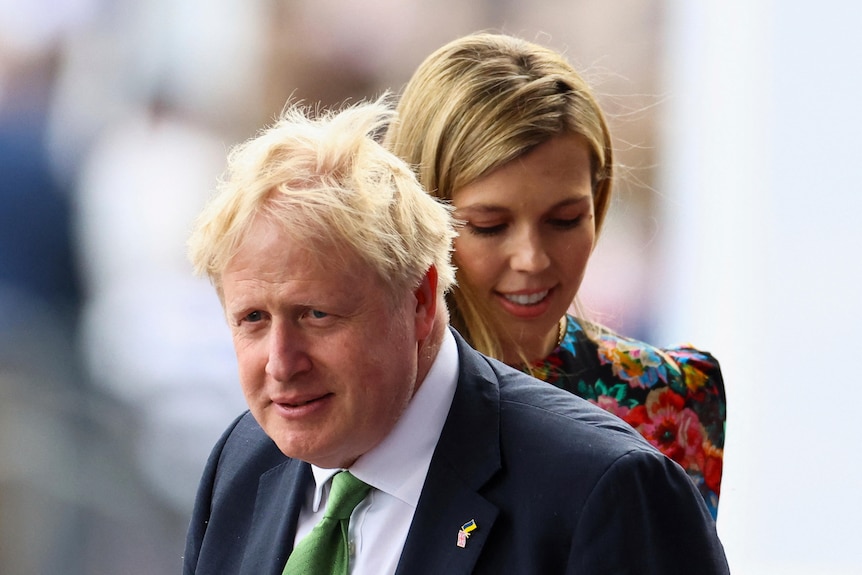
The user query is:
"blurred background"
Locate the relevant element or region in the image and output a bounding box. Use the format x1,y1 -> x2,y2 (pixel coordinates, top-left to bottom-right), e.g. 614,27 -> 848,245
1,0 -> 860,573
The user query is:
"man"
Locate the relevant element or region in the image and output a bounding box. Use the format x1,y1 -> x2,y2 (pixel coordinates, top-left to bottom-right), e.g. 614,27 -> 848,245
183,99 -> 729,574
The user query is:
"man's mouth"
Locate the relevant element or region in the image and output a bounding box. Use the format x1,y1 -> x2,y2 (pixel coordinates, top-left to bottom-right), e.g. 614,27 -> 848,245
277,393 -> 332,408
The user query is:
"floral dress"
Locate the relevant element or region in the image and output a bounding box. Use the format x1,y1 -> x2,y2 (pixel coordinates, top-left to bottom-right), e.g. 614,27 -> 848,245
529,314 -> 726,519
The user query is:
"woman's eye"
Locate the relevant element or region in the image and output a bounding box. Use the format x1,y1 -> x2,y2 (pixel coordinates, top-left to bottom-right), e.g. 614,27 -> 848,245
467,223 -> 507,236
549,216 -> 582,229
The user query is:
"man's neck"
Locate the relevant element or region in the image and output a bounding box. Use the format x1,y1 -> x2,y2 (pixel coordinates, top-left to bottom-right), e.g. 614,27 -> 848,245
414,308 -> 449,388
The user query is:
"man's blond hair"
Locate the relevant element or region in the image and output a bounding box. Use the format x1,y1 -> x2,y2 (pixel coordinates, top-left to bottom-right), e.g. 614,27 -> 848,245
188,97 -> 456,300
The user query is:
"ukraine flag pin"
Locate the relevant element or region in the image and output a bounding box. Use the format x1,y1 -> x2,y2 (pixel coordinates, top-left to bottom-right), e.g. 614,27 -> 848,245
457,519 -> 478,548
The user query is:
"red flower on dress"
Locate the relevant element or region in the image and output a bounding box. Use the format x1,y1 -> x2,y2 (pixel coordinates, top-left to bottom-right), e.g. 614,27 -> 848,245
702,443 -> 723,495
624,388 -> 706,470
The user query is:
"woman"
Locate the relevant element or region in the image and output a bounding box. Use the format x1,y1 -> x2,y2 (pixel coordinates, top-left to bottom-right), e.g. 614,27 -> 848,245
385,32 -> 726,518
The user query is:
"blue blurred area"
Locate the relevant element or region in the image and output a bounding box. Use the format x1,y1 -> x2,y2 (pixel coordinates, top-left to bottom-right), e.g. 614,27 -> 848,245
0,98 -> 79,320
0,25 -> 187,573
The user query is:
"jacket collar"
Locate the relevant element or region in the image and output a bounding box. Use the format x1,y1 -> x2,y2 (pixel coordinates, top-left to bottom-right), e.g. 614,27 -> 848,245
395,329 -> 503,574
239,458 -> 311,574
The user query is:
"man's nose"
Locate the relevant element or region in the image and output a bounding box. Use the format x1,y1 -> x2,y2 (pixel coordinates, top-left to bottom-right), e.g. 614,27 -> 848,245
265,322 -> 312,381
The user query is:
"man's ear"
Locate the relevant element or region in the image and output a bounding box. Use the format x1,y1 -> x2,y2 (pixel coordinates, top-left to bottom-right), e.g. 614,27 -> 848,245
413,265 -> 438,341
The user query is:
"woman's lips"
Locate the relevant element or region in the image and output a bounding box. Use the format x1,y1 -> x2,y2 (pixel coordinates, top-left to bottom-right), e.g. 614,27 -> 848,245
495,288 -> 553,319
502,289 -> 550,305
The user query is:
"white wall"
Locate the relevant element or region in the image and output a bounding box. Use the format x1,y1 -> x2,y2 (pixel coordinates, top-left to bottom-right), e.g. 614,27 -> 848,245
658,1 -> 862,573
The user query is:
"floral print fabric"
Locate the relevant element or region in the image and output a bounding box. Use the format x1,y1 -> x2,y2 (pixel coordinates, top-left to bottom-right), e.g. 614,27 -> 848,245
529,315 -> 726,519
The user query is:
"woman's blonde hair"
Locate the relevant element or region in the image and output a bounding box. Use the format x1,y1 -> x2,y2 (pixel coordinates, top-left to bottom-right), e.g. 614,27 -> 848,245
189,96 -> 456,302
385,32 -> 613,360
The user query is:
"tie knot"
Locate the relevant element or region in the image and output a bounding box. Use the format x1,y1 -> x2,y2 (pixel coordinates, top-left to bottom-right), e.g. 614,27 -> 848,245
325,471 -> 371,520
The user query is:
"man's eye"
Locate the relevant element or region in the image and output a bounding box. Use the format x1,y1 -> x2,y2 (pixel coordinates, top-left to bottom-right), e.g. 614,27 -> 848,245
244,311 -> 263,323
308,309 -> 329,319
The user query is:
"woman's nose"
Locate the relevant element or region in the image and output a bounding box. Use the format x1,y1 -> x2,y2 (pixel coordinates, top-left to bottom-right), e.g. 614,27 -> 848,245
509,229 -> 551,273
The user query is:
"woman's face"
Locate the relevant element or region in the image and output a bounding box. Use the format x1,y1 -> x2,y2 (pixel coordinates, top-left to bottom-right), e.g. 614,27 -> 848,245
452,133 -> 596,364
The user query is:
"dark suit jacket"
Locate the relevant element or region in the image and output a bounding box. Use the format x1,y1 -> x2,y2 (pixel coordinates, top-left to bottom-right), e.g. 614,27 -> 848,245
184,330 -> 729,574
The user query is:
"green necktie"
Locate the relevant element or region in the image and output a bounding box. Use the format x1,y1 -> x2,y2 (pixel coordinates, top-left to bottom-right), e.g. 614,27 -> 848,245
283,471 -> 371,575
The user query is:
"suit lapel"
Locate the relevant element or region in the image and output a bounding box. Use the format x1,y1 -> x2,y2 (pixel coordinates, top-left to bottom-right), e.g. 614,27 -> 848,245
396,330 -> 503,574
239,458 -> 311,575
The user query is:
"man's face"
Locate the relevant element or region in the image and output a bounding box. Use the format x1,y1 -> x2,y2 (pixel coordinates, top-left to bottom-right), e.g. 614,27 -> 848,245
221,215 -> 430,469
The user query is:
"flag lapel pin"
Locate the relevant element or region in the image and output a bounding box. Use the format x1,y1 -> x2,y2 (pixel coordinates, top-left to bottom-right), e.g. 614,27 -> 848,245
457,519 -> 478,548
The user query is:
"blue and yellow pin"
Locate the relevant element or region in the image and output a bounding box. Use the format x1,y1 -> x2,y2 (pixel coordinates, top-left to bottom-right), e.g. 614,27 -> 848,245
456,519 -> 478,548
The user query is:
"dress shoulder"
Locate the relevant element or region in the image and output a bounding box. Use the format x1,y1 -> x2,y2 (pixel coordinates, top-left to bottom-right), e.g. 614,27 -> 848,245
530,315 -> 726,519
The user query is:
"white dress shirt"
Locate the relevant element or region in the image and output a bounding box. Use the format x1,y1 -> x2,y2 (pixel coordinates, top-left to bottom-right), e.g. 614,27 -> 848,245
292,329 -> 459,574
